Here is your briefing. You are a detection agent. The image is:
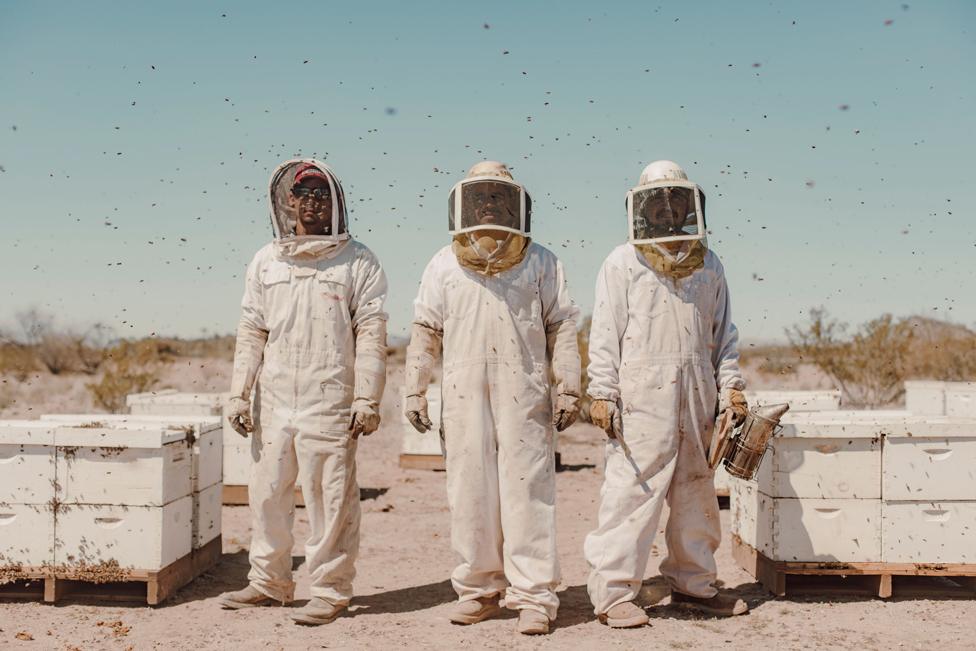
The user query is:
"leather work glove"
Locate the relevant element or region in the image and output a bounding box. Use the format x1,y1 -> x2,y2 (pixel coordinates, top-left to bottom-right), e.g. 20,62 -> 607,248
227,396 -> 254,438
552,393 -> 580,432
404,394 -> 432,433
349,399 -> 381,439
721,388 -> 749,426
589,399 -> 623,439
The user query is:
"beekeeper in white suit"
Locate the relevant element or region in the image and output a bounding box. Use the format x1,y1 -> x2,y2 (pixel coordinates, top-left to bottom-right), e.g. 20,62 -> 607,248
218,159 -> 388,626
583,160 -> 749,627
404,161 -> 581,635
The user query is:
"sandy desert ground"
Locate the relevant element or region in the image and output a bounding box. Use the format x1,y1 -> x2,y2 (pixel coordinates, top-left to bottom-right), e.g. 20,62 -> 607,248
1,359 -> 972,650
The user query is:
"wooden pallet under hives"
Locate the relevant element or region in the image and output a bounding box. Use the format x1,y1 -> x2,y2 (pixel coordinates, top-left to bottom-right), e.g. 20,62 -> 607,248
733,535 -> 976,599
0,536 -> 221,605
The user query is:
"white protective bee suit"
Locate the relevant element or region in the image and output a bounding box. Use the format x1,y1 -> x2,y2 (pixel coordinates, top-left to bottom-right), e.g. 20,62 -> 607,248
229,159 -> 388,605
405,162 -> 581,620
583,161 -> 745,615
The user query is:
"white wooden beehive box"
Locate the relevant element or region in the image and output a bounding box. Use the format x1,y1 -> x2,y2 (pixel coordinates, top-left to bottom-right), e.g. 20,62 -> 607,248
904,381 -> 947,416
881,417 -> 975,501
945,382 -> 976,418
746,390 -> 841,412
42,414 -> 222,493
754,414 -> 884,499
55,496 -> 192,570
126,391 -> 226,417
222,443 -> 253,486
882,500 -> 976,563
731,480 -> 881,562
193,483 -> 222,549
0,502 -> 55,566
54,425 -> 192,507
400,387 -> 443,457
0,420 -> 57,505
729,478 -> 759,546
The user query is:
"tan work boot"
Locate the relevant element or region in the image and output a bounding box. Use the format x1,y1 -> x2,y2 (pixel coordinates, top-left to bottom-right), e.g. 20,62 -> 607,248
671,590 -> 748,616
598,601 -> 649,628
291,597 -> 346,626
516,609 -> 551,635
449,595 -> 502,625
218,584 -> 278,609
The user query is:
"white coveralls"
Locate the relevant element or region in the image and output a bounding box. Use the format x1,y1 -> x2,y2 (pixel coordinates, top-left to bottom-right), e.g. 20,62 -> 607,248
410,243 -> 580,620
231,166 -> 388,605
583,243 -> 744,614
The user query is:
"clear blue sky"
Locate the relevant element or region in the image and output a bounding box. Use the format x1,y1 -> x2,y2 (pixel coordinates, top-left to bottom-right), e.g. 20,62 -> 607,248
1,1 -> 973,343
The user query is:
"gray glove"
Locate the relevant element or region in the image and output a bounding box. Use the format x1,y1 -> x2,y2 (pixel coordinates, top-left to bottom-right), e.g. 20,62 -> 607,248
404,394 -> 432,433
227,396 -> 254,438
552,393 -> 580,432
349,399 -> 381,439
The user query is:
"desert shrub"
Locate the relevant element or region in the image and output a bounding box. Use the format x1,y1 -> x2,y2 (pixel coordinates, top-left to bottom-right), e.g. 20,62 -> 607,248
74,323 -> 115,375
901,316 -> 976,381
788,308 -> 915,407
740,344 -> 800,376
35,334 -> 80,375
86,340 -> 164,412
0,337 -> 37,381
160,335 -> 235,360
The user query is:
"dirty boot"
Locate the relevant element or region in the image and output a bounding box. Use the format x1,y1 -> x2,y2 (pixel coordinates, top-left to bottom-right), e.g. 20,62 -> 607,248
516,609 -> 551,635
671,590 -> 748,616
290,597 -> 346,625
218,584 -> 278,609
598,601 -> 649,628
449,594 -> 502,625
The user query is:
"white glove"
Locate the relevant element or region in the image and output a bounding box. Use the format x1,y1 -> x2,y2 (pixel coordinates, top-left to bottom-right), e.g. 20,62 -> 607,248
227,396 -> 254,437
349,399 -> 381,439
404,394 -> 432,433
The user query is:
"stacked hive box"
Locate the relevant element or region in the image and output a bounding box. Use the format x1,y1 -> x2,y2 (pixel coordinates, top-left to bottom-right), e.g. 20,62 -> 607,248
40,414 -> 222,551
125,391 -> 250,501
713,390 -> 841,497
730,411 -> 976,564
55,423 -> 193,569
399,385 -> 444,470
0,419 -> 214,572
905,381 -> 976,418
0,421 -> 58,566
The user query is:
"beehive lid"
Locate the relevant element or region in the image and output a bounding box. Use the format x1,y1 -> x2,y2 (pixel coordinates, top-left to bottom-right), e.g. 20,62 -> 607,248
779,411 -> 976,439
904,380 -> 948,390
41,413 -> 220,435
945,382 -> 976,394
126,391 -> 225,407
0,420 -> 58,445
53,423 -> 191,447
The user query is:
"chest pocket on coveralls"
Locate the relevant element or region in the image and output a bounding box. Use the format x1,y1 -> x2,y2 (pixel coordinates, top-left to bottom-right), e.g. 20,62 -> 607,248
260,264 -> 292,333
504,277 -> 543,325
631,275 -> 672,338
442,276 -> 479,322
314,267 -> 351,328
